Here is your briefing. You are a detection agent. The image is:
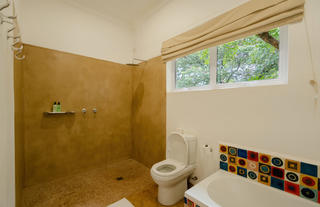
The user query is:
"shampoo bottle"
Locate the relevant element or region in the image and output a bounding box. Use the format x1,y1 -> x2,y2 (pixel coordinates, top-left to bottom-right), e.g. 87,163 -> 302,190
57,102 -> 61,112
53,102 -> 57,112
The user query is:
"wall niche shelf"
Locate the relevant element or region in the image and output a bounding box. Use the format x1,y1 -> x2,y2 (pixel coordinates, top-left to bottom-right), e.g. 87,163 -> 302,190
43,111 -> 75,115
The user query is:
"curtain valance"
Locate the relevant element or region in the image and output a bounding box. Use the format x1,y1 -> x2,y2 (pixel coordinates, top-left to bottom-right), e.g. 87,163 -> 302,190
161,0 -> 305,61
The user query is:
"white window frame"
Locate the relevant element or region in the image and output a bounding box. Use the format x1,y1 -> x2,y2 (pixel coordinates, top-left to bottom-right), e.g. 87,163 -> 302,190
167,26 -> 288,93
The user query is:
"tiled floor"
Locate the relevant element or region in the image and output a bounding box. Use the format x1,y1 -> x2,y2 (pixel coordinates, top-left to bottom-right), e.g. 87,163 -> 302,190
22,159 -> 184,207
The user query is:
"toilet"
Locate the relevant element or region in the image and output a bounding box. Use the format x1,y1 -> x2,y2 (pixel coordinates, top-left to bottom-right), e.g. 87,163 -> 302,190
151,131 -> 197,206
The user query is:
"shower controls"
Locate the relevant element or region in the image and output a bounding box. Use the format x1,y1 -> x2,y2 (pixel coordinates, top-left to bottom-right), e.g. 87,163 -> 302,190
93,108 -> 97,113
81,108 -> 87,113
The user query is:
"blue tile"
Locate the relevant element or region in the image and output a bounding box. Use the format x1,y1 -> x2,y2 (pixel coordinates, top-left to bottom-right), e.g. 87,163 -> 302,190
237,166 -> 247,178
301,162 -> 318,177
220,161 -> 228,171
237,149 -> 247,159
271,177 -> 284,191
184,197 -> 187,204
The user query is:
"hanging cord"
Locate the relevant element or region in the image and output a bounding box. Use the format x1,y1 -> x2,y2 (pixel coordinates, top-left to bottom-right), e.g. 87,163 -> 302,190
0,0 -> 25,60
303,3 -> 319,99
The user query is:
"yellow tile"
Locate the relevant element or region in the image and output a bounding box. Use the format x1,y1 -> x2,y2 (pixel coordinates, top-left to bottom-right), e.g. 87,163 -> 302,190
285,159 -> 300,173
258,173 -> 271,185
219,144 -> 228,154
236,157 -> 247,168
228,164 -> 237,174
300,174 -> 318,190
259,153 -> 271,165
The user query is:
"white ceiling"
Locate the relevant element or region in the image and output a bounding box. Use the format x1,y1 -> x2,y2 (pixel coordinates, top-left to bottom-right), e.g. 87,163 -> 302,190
66,0 -> 169,25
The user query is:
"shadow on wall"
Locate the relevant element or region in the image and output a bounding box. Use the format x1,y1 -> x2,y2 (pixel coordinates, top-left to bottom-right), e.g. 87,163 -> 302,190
132,82 -> 145,118
132,57 -> 167,168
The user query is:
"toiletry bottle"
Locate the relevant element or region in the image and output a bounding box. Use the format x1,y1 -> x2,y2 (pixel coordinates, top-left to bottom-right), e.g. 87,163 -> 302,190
53,102 -> 57,112
57,102 -> 61,112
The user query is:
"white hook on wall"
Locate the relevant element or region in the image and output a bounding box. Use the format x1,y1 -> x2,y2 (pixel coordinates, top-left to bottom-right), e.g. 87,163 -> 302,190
14,49 -> 25,60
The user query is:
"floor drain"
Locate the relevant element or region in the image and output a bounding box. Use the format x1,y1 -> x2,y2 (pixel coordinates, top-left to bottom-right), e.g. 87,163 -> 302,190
116,176 -> 124,181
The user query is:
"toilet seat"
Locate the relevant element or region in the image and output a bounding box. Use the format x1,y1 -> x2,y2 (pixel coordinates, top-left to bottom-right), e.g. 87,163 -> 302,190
152,159 -> 185,177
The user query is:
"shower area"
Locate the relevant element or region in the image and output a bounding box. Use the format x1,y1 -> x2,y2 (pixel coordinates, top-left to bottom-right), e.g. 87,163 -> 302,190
14,45 -> 167,207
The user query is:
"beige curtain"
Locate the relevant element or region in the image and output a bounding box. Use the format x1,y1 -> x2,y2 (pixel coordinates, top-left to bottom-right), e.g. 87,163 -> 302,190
161,0 -> 305,62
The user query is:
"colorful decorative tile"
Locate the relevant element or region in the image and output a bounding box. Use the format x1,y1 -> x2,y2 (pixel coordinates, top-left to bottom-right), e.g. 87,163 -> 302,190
285,181 -> 300,196
220,161 -> 228,171
259,163 -> 271,175
300,174 -> 318,190
228,146 -> 237,156
228,164 -> 237,174
219,144 -> 227,154
219,153 -> 228,162
187,199 -> 194,207
271,177 -> 284,191
236,157 -> 247,168
184,197 -> 187,204
247,160 -> 258,172
285,159 -> 300,173
271,157 -> 284,168
271,166 -> 285,179
248,171 -> 258,181
218,143 -> 320,204
259,153 -> 271,165
285,171 -> 300,184
247,151 -> 258,162
237,148 -> 247,159
228,156 -> 236,165
237,166 -> 247,178
258,174 -> 270,185
301,162 -> 318,177
300,186 -> 318,202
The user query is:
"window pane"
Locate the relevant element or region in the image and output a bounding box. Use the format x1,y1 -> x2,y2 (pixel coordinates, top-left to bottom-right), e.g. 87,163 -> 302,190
217,28 -> 280,84
175,49 -> 210,89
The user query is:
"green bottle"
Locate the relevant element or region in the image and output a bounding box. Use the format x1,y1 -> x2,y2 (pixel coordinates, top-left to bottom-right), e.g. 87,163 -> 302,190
57,101 -> 61,112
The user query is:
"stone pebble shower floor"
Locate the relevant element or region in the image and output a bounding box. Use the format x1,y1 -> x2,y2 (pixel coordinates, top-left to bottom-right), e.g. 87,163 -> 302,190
22,159 -> 183,207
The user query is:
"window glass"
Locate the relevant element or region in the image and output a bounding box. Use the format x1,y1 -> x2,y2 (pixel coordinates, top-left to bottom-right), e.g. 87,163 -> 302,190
217,28 -> 280,84
175,49 -> 210,89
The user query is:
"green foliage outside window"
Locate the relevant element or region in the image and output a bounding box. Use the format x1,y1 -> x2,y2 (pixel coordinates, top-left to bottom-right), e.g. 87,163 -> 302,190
175,28 -> 280,88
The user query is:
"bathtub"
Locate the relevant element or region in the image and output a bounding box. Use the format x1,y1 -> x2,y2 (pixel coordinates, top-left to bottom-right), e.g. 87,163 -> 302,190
185,170 -> 319,207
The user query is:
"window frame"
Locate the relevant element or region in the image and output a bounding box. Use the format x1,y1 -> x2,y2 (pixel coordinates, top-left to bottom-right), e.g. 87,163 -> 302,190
167,26 -> 288,93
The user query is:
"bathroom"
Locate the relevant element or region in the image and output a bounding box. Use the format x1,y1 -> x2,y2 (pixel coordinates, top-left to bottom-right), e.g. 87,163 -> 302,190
0,0 -> 319,206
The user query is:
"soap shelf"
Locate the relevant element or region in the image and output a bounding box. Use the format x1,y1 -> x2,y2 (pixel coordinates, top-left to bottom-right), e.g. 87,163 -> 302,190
43,111 -> 75,115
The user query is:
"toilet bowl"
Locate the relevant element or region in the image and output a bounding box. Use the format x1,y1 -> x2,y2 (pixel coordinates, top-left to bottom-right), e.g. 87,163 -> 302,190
151,131 -> 197,206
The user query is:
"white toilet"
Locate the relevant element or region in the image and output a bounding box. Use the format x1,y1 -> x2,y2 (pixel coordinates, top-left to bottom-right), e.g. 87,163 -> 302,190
151,131 -> 197,206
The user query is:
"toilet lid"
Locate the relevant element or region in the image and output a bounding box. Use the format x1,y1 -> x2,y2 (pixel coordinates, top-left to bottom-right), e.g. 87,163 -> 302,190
167,132 -> 188,166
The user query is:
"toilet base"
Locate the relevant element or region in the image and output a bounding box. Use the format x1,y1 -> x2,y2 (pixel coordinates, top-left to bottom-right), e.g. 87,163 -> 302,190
158,178 -> 187,206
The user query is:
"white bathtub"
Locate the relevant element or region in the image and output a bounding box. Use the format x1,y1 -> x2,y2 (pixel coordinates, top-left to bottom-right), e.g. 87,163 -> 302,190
185,170 -> 319,207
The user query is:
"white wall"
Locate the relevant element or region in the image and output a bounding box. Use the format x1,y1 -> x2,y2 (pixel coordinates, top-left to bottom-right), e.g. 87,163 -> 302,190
160,0 -> 320,181
15,0 -> 134,64
133,0 -> 248,60
167,0 -> 320,181
0,3 -> 16,207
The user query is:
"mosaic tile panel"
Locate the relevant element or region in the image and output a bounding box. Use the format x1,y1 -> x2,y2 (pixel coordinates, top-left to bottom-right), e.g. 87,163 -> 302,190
219,144 -> 320,204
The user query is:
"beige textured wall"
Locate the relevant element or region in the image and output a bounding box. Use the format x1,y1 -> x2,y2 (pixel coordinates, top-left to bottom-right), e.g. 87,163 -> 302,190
132,57 -> 167,168
18,44 -> 133,187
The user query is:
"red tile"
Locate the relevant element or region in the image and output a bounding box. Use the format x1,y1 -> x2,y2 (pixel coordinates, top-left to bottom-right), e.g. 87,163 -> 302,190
248,151 -> 258,162
285,181 -> 300,196
318,191 -> 320,203
271,166 -> 285,179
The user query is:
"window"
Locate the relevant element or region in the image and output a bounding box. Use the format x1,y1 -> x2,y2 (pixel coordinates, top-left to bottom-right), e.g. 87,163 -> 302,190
167,27 -> 288,92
